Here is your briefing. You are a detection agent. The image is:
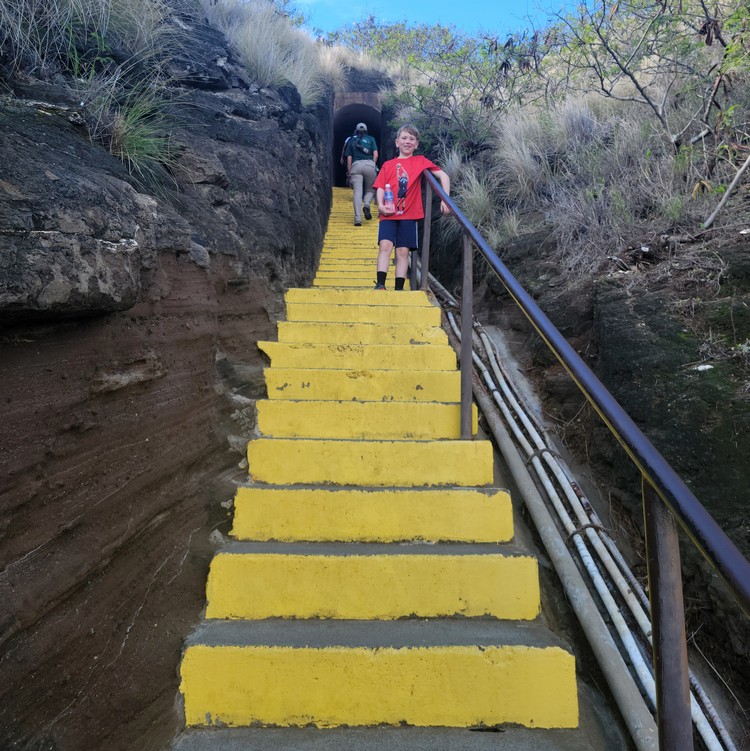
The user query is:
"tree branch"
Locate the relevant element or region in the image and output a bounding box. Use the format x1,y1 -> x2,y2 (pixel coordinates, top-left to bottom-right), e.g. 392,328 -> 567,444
703,152 -> 750,228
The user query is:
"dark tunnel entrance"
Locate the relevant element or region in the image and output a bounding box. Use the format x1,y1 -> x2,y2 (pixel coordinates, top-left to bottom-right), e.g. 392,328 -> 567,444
333,104 -> 384,188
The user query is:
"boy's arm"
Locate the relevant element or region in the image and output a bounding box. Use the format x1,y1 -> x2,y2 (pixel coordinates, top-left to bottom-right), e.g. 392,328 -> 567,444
431,168 -> 452,215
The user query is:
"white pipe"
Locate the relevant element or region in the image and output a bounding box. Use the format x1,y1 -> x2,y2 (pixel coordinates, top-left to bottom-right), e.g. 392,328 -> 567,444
448,313 -> 658,749
445,309 -> 734,751
474,322 -> 731,751
469,358 -> 659,750
574,488 -> 739,751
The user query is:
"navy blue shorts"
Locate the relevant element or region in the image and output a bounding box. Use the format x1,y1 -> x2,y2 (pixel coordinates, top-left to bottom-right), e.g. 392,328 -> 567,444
378,219 -> 419,249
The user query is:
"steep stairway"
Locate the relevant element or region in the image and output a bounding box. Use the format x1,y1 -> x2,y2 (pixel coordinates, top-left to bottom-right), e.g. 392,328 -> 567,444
310,192 -> 411,289
174,188 -> 583,749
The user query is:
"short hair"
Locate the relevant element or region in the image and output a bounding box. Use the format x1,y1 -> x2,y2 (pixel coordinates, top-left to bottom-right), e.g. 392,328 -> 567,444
397,124 -> 420,140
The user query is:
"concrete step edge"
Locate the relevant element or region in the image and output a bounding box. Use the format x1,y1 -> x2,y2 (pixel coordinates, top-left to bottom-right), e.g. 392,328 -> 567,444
172,726 -> 597,751
234,483 -> 508,494
216,541 -> 528,556
184,618 -> 569,650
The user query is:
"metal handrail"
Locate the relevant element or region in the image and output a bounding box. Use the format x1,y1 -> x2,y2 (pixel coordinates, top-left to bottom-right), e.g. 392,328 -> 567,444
421,170 -> 750,750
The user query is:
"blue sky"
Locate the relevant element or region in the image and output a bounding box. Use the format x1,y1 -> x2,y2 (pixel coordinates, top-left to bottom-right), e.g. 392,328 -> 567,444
299,0 -> 569,37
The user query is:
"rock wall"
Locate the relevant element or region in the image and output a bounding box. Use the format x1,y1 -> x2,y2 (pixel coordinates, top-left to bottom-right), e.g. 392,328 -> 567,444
0,20 -> 333,751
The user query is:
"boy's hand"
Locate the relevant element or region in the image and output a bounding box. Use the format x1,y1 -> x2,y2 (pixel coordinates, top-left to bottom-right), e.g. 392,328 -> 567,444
440,200 -> 452,216
379,204 -> 396,215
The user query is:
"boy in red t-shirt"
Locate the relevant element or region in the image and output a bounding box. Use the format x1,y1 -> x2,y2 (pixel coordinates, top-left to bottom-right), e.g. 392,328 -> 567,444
372,124 -> 451,290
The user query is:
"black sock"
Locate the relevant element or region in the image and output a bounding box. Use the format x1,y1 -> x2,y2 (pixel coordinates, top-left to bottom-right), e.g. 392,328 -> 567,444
377,271 -> 387,286
394,276 -> 405,290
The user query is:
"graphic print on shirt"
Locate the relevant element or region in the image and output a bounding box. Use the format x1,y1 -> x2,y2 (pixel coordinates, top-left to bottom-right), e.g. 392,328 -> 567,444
396,163 -> 409,215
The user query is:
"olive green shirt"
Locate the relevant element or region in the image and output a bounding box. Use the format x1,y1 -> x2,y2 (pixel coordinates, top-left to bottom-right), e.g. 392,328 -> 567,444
345,134 -> 378,163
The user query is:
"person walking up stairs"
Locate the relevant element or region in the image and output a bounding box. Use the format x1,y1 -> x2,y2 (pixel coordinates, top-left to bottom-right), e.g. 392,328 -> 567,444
175,187 -> 581,749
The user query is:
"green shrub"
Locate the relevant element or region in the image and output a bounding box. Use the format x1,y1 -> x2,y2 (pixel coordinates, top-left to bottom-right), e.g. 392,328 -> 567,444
79,67 -> 178,188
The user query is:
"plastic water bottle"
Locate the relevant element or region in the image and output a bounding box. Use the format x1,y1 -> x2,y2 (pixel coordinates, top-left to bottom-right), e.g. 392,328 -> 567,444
383,183 -> 395,213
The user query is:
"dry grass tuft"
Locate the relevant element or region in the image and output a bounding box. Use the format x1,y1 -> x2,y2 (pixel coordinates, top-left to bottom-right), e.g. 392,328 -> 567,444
0,0 -> 175,74
200,0 -> 339,105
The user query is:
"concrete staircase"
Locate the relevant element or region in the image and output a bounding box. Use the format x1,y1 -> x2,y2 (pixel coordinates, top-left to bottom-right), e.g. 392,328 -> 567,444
174,188 -> 580,748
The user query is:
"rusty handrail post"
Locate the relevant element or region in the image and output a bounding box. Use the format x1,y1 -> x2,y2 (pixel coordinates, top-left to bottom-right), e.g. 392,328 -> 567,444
420,181 -> 433,290
460,234 -> 473,439
643,477 -> 694,751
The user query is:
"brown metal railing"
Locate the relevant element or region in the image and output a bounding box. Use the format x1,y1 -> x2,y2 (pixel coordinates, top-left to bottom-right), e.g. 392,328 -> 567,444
421,170 -> 750,751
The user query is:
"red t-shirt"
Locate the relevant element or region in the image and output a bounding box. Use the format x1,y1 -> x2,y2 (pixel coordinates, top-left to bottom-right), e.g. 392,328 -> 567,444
373,154 -> 440,220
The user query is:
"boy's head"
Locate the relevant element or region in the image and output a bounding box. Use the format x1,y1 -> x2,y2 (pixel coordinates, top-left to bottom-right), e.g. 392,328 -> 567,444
395,124 -> 420,157
396,124 -> 419,140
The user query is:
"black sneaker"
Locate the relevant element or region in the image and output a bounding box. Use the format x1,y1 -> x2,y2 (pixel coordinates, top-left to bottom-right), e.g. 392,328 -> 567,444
373,283 -> 386,290
363,205 -> 372,220
354,220 -> 361,226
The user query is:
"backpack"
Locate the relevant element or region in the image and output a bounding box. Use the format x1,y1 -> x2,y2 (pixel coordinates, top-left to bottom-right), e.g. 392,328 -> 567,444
353,135 -> 372,156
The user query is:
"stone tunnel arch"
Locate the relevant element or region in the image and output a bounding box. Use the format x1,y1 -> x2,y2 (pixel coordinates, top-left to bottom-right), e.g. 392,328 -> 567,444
333,95 -> 384,188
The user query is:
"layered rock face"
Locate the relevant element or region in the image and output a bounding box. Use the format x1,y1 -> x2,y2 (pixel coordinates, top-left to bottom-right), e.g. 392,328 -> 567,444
0,21 -> 332,751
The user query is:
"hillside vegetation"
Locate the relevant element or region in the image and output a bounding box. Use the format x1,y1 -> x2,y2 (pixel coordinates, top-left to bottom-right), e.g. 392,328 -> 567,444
334,7 -> 743,226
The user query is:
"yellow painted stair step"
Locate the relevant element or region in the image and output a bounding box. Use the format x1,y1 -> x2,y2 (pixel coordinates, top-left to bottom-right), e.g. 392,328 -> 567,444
256,399 -> 478,439
314,257 -> 376,262
285,303 -> 441,325
180,637 -> 578,728
320,242 -> 378,248
276,321 -> 448,345
205,545 -> 539,620
258,341 -> 456,371
317,256 -> 379,263
316,253 -> 379,260
314,268 -> 378,276
313,279 -> 413,290
316,266 -> 378,273
314,269 -> 380,276
312,274 -> 396,283
312,278 -> 408,287
285,288 -> 434,307
230,486 -> 513,542
263,367 -> 461,402
247,438 -> 495,487
317,259 -> 378,266
322,231 -> 378,238
322,241 -> 377,248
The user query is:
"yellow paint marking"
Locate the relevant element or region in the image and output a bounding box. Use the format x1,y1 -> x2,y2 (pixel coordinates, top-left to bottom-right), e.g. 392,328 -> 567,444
180,644 -> 578,728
